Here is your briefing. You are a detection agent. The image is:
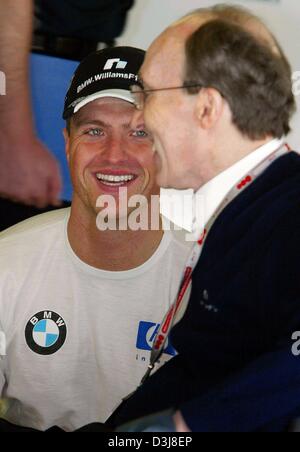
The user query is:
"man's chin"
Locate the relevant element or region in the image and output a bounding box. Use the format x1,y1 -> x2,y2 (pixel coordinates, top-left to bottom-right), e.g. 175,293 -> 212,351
156,173 -> 173,190
156,173 -> 190,191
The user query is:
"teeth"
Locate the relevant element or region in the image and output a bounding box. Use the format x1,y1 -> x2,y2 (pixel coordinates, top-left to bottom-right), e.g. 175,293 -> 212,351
96,173 -> 135,183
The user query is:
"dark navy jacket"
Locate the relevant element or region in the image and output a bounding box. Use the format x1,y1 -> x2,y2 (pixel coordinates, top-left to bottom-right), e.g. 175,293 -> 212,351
111,151 -> 300,432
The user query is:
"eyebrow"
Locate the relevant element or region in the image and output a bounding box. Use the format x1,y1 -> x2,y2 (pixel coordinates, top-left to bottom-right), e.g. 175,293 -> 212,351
73,118 -> 111,129
73,117 -> 145,131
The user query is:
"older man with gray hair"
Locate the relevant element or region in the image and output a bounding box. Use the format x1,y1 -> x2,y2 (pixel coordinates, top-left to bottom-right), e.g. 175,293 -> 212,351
110,4 -> 300,432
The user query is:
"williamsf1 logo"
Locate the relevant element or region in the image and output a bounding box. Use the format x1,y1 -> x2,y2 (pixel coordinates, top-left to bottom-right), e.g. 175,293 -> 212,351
136,321 -> 177,356
103,58 -> 128,71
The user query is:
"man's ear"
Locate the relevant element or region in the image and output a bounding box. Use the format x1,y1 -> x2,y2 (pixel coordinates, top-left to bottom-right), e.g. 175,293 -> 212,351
63,128 -> 71,164
194,88 -> 224,130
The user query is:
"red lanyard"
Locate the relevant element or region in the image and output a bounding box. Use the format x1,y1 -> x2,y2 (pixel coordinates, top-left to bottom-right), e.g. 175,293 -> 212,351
139,143 -> 290,386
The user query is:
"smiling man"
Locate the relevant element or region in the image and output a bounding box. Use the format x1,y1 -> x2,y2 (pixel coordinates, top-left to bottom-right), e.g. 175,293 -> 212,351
0,47 -> 192,432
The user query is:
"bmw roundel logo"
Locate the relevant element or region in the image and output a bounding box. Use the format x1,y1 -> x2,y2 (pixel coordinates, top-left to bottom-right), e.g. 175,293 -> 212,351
25,311 -> 67,355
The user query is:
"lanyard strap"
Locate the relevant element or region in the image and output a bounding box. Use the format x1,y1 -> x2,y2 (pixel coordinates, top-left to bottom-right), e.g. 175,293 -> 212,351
139,143 -> 290,386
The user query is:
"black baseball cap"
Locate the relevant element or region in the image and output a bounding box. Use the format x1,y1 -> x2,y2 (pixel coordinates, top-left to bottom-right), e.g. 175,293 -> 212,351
63,46 -> 145,120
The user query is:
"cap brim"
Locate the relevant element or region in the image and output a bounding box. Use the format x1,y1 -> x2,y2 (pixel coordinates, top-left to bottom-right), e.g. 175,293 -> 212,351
73,89 -> 134,114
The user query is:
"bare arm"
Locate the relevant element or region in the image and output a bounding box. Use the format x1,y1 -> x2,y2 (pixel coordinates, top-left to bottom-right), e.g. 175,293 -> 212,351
0,0 -> 34,133
0,0 -> 62,208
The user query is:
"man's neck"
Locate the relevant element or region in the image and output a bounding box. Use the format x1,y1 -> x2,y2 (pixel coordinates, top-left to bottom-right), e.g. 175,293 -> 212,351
214,136 -> 274,178
195,131 -> 275,190
67,202 -> 164,272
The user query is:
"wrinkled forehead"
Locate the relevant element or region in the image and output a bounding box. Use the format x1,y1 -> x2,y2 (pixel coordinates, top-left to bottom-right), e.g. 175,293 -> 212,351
140,15 -> 213,87
141,30 -> 189,87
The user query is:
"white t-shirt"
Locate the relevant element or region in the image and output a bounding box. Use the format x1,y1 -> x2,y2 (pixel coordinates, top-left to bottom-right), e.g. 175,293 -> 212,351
0,208 -> 192,431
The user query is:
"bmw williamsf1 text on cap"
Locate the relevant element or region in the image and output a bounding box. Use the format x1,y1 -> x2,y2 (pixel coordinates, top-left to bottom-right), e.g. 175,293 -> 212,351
63,46 -> 145,120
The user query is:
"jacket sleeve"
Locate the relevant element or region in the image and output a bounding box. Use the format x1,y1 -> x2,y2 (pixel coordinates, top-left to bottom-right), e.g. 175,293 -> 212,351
180,346 -> 300,432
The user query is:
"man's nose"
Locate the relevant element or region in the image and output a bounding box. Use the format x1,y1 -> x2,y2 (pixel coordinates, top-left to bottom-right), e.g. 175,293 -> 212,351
130,108 -> 144,131
102,135 -> 127,162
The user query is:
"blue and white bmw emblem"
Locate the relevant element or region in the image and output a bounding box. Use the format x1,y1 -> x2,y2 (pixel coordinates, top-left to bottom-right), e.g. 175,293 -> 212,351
25,311 -> 67,355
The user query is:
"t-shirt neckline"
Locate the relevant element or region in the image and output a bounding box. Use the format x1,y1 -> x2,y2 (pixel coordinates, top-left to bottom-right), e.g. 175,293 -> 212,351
63,210 -> 172,280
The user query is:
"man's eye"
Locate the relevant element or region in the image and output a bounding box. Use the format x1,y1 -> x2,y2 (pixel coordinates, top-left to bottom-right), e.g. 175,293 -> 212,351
85,128 -> 104,137
132,130 -> 148,138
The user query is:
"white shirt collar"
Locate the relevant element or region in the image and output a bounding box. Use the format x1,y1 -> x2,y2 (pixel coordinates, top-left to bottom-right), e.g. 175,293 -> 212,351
160,138 -> 284,233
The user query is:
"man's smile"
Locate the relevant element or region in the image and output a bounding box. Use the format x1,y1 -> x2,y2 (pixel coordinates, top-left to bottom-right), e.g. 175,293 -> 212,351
92,170 -> 140,194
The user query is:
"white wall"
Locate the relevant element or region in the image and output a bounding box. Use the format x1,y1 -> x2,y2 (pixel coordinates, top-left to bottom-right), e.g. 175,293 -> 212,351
119,0 -> 300,148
